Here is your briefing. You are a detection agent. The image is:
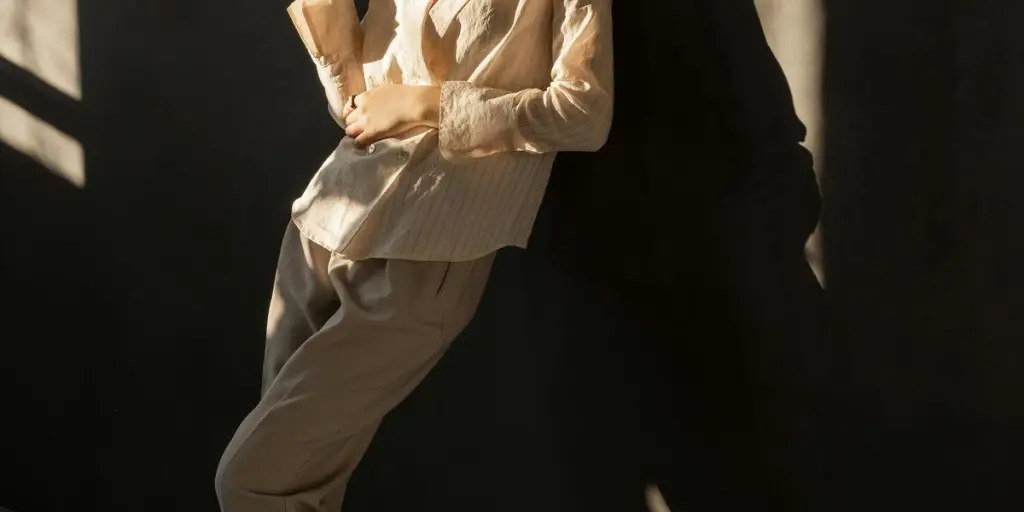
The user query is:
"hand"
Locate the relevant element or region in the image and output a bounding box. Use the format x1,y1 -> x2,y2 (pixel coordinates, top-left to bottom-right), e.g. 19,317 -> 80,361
342,84 -> 441,145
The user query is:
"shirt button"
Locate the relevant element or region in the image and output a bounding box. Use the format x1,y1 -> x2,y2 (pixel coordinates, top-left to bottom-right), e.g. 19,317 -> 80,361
367,143 -> 376,154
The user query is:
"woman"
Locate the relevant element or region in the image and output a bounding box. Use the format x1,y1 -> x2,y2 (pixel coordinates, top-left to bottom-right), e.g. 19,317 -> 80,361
215,0 -> 613,510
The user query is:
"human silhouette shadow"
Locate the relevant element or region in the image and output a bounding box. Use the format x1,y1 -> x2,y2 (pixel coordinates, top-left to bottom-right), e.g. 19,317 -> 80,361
536,0 -> 827,509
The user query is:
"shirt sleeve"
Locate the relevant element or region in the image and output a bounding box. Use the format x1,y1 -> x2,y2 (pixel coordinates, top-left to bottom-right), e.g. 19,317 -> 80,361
287,0 -> 366,126
437,0 -> 615,162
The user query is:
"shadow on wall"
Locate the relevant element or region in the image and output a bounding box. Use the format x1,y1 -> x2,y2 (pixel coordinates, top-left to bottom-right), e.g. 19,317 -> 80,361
0,0 -> 84,186
521,0 -> 828,510
754,0 -> 825,283
817,0 -> 1024,508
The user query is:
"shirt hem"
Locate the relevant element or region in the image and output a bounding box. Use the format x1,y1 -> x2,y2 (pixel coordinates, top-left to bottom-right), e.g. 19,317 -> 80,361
291,217 -> 524,263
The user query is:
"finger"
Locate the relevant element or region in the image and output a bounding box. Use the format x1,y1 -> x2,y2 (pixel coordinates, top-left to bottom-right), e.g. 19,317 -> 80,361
341,93 -> 361,119
354,129 -> 376,146
344,106 -> 361,126
345,120 -> 364,139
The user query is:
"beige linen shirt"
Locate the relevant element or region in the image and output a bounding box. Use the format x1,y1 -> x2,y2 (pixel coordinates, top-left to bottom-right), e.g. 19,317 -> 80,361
286,0 -> 614,261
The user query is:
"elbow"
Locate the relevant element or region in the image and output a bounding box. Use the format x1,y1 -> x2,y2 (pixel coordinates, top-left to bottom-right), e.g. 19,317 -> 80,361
572,100 -> 614,152
574,132 -> 608,153
584,113 -> 613,152
516,87 -> 615,153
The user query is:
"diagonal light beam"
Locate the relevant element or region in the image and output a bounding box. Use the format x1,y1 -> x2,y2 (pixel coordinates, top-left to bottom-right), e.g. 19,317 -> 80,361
0,0 -> 81,100
0,95 -> 85,187
1,0 -> 84,187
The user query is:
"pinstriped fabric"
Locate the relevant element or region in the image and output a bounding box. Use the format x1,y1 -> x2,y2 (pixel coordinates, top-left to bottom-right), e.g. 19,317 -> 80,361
287,0 -> 613,262
328,151 -> 553,261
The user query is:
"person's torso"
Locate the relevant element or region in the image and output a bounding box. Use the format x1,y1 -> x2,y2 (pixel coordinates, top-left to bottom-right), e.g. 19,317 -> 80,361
292,0 -> 562,260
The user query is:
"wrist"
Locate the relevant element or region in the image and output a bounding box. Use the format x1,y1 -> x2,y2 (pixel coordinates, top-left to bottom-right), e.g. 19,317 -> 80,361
417,85 -> 442,128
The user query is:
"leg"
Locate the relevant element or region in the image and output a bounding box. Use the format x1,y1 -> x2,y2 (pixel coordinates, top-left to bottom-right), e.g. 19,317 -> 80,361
263,222 -> 340,395
216,234 -> 495,512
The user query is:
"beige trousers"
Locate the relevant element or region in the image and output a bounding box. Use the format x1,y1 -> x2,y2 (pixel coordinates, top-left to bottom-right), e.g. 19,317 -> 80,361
215,222 -> 495,511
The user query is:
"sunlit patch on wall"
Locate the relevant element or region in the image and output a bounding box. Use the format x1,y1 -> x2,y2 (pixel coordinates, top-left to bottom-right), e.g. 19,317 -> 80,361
0,96 -> 85,187
645,484 -> 672,512
1,0 -> 84,187
754,0 -> 826,284
0,0 -> 81,99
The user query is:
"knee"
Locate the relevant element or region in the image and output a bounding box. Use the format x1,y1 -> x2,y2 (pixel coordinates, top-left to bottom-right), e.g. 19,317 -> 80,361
214,443 -> 261,509
214,449 -> 240,506
217,428 -> 295,509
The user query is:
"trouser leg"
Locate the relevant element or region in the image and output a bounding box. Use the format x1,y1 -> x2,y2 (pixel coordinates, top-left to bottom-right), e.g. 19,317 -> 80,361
216,223 -> 495,512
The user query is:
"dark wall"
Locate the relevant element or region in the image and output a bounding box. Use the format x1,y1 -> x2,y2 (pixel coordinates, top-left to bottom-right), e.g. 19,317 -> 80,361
819,0 -> 1024,509
2,1 -> 333,510
2,0 -> 1021,511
